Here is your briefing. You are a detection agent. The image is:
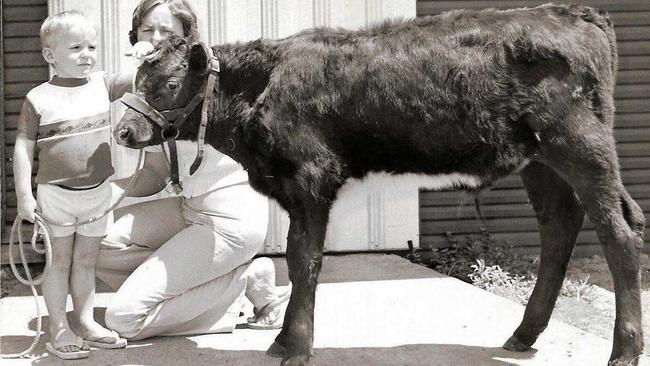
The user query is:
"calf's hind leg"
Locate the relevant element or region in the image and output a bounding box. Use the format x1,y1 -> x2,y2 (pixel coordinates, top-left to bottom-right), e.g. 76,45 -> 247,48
504,161 -> 585,351
539,111 -> 645,365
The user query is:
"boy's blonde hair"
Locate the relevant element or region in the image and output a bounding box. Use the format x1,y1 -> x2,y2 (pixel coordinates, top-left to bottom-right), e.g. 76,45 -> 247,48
40,10 -> 95,48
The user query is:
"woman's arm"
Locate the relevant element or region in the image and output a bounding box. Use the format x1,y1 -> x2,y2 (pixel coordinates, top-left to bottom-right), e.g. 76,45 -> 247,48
112,150 -> 170,197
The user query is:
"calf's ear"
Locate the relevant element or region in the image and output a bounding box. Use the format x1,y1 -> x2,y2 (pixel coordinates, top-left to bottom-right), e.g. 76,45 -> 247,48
189,44 -> 209,73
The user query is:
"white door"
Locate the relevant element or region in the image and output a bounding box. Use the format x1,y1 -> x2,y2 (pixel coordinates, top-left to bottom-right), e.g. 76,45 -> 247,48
49,0 -> 419,253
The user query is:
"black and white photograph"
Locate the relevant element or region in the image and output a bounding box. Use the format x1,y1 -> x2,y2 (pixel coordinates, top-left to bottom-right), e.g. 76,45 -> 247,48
1,1 -> 649,365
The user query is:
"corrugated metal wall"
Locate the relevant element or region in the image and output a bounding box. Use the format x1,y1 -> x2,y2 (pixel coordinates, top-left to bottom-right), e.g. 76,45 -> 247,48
1,0 -> 49,263
417,0 -> 650,255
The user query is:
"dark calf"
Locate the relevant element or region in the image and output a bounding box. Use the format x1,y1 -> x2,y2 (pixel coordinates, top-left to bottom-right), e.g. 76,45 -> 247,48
115,4 -> 645,365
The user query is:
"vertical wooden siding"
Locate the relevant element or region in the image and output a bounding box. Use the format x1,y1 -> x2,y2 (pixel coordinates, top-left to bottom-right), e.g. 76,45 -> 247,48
1,0 -> 49,263
417,0 -> 650,255
0,2 -> 4,260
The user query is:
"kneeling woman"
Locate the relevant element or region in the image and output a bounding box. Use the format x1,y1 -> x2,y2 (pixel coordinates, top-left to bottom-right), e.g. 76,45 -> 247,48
96,0 -> 288,339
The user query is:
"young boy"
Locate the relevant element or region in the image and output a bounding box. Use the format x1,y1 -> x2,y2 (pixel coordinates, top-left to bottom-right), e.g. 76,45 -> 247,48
13,10 -> 131,360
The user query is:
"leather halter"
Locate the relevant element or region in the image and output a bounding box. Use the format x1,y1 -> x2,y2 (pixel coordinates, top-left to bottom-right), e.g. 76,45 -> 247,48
120,54 -> 220,193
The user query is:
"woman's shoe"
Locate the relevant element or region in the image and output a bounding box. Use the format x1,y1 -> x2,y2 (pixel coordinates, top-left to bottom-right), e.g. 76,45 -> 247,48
84,329 -> 127,349
247,284 -> 292,330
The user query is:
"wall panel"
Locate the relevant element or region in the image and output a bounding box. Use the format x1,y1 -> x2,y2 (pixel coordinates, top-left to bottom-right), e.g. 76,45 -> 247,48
1,0 -> 49,263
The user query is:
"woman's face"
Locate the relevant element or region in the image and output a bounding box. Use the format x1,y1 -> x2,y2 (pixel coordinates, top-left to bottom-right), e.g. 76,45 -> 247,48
137,4 -> 184,46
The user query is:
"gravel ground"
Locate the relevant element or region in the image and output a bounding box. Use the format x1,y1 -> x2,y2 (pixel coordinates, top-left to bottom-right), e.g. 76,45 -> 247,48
540,253 -> 650,349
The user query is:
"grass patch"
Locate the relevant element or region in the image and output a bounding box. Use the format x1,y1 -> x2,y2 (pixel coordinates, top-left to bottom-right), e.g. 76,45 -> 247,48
468,259 -> 533,305
409,230 -> 537,281
408,230 -> 597,304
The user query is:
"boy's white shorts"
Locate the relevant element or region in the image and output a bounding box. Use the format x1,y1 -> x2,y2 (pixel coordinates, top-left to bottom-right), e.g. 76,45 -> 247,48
36,180 -> 113,238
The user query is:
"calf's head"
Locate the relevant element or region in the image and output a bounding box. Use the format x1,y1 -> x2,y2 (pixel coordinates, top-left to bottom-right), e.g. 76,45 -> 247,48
115,36 -> 213,149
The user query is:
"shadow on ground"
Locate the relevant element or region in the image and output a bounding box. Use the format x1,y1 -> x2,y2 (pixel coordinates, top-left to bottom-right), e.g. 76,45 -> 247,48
1,303 -> 539,366
5,335 -> 536,366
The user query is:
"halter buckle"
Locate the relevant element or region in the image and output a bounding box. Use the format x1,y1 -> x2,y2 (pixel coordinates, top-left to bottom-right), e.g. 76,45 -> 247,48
211,58 -> 220,73
161,126 -> 180,140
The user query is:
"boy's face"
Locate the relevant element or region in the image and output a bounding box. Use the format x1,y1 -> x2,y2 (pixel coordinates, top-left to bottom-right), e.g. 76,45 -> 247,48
43,24 -> 97,78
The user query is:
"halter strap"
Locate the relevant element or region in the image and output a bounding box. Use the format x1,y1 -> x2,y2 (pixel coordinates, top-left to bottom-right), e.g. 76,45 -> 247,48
120,93 -> 172,132
190,57 -> 220,174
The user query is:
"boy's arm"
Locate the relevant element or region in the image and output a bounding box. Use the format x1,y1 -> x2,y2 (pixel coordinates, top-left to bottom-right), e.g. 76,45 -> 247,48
104,72 -> 135,102
13,101 -> 38,222
105,41 -> 155,101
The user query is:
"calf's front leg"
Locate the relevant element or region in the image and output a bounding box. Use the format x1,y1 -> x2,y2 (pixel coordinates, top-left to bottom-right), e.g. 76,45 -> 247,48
270,204 -> 329,366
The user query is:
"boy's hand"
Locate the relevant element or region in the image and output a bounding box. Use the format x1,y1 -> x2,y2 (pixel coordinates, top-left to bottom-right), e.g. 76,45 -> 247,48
127,41 -> 155,61
17,194 -> 37,223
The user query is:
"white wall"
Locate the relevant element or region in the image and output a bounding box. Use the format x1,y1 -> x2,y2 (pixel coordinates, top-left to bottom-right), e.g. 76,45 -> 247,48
49,0 -> 418,253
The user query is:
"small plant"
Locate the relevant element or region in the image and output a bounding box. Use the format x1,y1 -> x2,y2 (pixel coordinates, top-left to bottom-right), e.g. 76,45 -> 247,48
467,259 -> 597,305
469,259 -> 534,305
415,230 -> 537,282
561,275 -> 595,301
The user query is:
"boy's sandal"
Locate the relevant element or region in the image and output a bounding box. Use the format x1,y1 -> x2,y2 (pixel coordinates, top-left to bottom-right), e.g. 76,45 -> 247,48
46,336 -> 90,360
247,284 -> 292,330
84,330 -> 127,349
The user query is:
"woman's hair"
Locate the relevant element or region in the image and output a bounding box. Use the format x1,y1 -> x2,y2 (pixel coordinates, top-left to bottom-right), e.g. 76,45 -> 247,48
129,0 -> 199,45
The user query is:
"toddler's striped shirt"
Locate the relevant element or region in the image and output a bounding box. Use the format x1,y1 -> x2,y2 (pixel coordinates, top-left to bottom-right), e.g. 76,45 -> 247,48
17,72 -> 132,187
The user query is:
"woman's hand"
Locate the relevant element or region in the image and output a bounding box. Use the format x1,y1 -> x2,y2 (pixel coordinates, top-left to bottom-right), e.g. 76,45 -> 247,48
17,194 -> 37,223
127,41 -> 155,61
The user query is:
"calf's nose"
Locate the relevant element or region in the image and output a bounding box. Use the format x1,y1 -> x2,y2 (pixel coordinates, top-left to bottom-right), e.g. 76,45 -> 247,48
116,127 -> 131,145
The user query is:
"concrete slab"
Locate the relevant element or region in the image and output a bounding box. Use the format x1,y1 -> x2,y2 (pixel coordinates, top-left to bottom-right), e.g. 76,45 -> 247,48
1,254 -> 648,366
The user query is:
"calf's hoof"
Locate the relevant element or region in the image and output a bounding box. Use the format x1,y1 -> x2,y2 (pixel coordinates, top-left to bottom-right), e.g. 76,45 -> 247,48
607,356 -> 640,366
267,341 -> 286,358
608,322 -> 644,366
503,335 -> 532,352
281,355 -> 311,366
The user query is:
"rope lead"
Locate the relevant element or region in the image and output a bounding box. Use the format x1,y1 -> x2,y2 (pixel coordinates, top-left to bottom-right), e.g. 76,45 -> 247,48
1,149 -> 144,359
